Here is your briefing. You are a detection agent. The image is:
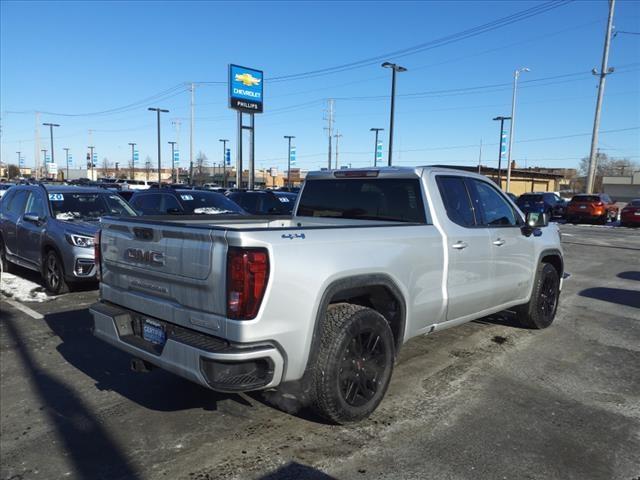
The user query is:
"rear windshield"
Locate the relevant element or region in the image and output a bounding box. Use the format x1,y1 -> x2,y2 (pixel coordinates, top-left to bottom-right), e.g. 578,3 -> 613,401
629,200 -> 640,206
49,192 -> 136,220
571,195 -> 600,202
518,194 -> 543,202
177,191 -> 245,215
297,178 -> 426,223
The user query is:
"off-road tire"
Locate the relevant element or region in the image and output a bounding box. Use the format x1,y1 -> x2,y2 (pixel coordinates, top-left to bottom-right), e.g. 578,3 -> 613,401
43,250 -> 69,294
515,263 -> 560,329
311,303 -> 395,424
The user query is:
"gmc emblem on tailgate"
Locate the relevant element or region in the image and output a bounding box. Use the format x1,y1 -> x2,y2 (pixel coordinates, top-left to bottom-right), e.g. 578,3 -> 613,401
124,248 -> 165,266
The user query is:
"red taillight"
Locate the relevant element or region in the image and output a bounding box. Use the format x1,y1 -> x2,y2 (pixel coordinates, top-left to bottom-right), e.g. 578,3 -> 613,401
226,247 -> 269,320
94,230 -> 101,281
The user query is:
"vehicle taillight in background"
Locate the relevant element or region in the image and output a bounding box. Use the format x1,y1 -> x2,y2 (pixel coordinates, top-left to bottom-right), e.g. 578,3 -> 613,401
94,230 -> 102,281
595,201 -> 604,207
227,247 -> 270,320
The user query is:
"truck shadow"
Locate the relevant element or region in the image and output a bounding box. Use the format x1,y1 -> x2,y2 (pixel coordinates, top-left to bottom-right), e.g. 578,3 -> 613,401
258,461 -> 337,479
579,287 -> 640,309
4,313 -> 140,480
43,307 -> 252,412
472,311 -> 523,329
617,271 -> 640,282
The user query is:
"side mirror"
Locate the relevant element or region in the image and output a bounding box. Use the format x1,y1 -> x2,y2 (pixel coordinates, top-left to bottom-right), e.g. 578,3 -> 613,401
526,211 -> 549,228
23,212 -> 42,223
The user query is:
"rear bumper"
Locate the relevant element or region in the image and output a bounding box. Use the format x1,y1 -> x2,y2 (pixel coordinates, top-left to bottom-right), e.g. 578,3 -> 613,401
90,301 -> 285,392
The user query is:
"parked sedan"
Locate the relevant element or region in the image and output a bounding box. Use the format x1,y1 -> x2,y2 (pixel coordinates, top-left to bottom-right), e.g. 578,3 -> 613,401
129,188 -> 247,216
516,192 -> 566,219
566,194 -> 618,224
0,184 -> 136,293
620,199 -> 640,227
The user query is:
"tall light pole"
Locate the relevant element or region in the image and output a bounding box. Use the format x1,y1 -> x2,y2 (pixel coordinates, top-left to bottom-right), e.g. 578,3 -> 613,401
148,107 -> 169,186
492,116 -> 511,188
284,135 -> 295,188
128,142 -> 136,180
381,62 -> 407,166
88,146 -> 95,181
63,148 -> 70,180
370,128 -> 384,166
42,122 -> 60,168
168,141 -> 177,183
334,132 -> 343,169
586,0 -> 616,194
16,151 -> 21,165
505,67 -> 530,193
219,139 -> 229,187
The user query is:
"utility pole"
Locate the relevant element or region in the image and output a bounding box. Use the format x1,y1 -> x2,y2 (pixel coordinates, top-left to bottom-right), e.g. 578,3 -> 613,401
88,146 -> 95,181
334,132 -> 343,169
370,128 -> 383,166
148,107 -> 169,186
64,148 -> 70,180
505,67 -> 530,192
41,149 -> 47,177
43,122 -> 59,176
219,139 -> 228,187
16,151 -> 21,165
493,116 -> 511,188
128,142 -> 136,180
324,99 -> 334,169
168,141 -> 177,183
284,135 -> 295,188
381,62 -> 407,166
190,83 -> 195,186
586,0 -> 616,194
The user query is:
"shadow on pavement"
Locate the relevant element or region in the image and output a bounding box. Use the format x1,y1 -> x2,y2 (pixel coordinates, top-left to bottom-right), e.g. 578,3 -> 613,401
4,315 -> 140,480
617,271 -> 640,282
258,461 -> 337,480
43,308 -> 251,412
473,311 -> 524,329
579,287 -> 640,309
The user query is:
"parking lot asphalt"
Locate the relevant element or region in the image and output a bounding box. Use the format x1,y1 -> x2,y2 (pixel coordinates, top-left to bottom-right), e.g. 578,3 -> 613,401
1,224 -> 639,480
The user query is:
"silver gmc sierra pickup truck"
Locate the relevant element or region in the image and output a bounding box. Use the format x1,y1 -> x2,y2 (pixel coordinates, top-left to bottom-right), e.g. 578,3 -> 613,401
90,166 -> 564,423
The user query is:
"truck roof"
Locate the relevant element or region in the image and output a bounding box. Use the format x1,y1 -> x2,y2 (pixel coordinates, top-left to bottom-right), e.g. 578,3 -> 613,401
305,165 -> 492,180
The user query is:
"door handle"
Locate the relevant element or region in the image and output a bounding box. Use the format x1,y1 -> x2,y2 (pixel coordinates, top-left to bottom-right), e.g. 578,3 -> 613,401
492,238 -> 505,246
451,241 -> 468,250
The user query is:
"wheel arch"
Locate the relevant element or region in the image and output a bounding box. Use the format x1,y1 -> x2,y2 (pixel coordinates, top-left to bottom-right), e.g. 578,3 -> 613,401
304,274 -> 407,375
538,248 -> 563,278
41,241 -> 66,275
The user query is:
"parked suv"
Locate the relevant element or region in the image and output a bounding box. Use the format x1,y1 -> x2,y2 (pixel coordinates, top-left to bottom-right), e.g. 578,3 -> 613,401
517,192 -> 566,219
129,188 -> 247,216
0,184 -> 136,293
566,194 -> 618,224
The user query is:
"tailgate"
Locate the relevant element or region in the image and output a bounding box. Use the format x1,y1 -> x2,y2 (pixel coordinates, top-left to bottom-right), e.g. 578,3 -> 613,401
99,219 -> 228,323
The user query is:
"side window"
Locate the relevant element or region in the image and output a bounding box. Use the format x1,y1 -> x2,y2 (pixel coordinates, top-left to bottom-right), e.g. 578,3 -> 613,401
25,192 -> 47,218
544,194 -> 555,205
130,194 -> 161,215
436,176 -> 476,227
8,190 -> 28,216
1,190 -> 15,214
468,180 -> 518,226
160,194 -> 181,213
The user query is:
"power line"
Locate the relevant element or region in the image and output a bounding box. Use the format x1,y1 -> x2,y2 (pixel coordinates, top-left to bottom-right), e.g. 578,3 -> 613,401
267,1 -> 573,82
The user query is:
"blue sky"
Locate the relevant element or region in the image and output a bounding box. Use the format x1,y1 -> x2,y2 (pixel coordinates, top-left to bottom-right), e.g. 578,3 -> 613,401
1,0 -> 639,174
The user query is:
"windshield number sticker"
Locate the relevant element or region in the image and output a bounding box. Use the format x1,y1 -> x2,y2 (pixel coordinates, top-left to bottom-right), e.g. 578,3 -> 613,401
48,193 -> 64,201
180,194 -> 194,201
278,197 -> 290,202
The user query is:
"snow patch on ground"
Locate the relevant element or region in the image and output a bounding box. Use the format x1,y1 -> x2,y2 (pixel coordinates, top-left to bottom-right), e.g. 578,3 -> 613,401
0,272 -> 55,303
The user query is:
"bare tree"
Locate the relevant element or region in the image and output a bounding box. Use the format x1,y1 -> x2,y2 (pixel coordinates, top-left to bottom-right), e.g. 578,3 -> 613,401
195,151 -> 208,186
578,153 -> 638,192
7,164 -> 20,179
144,156 -> 152,181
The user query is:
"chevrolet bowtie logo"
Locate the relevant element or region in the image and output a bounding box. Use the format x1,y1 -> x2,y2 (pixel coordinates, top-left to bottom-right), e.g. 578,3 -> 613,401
235,73 -> 261,87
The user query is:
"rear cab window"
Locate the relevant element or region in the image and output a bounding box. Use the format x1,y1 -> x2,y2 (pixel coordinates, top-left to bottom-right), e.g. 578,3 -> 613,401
297,178 -> 427,223
436,176 -> 476,227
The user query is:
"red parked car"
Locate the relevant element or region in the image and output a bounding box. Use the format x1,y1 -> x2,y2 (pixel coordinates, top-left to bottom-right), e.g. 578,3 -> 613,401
620,199 -> 640,227
566,193 -> 619,224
